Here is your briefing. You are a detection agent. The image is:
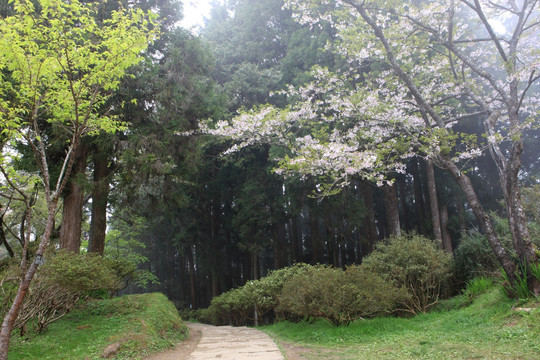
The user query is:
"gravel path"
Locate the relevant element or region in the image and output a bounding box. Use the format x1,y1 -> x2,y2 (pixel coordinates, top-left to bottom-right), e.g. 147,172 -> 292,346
145,322 -> 284,360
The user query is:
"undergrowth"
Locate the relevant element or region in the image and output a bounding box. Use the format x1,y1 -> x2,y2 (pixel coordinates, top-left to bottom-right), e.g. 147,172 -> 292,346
263,287 -> 540,360
9,293 -> 187,360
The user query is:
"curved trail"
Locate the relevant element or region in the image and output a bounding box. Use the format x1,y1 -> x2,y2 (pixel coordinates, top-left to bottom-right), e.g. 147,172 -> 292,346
145,322 -> 284,360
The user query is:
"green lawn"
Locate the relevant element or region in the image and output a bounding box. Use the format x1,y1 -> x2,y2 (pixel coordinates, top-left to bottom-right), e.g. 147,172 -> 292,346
9,293 -> 187,360
263,289 -> 540,360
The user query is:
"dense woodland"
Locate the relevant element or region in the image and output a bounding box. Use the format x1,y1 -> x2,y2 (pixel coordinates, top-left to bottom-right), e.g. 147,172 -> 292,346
1,0 -> 539,336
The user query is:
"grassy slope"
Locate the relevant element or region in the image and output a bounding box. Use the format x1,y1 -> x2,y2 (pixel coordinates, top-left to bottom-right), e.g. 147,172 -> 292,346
9,293 -> 187,360
263,289 -> 540,360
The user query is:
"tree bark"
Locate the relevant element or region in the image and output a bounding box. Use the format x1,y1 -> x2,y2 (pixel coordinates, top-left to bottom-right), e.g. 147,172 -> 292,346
361,182 -> 378,257
426,159 -> 443,248
0,200 -> 58,359
59,143 -> 89,253
398,176 -> 410,230
411,158 -> 427,232
88,151 -> 111,254
440,202 -> 453,253
383,184 -> 401,236
440,158 -> 517,282
0,208 -> 14,258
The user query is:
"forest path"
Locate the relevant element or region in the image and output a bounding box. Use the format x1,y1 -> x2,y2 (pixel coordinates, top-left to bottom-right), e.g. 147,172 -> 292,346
144,322 -> 284,360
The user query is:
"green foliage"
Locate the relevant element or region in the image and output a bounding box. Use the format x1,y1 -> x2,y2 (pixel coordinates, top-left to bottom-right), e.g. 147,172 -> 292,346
0,250 -> 127,334
9,293 -> 187,360
263,288 -> 539,359
105,214 -> 159,289
500,261 -> 538,300
463,277 -> 494,301
362,233 -> 454,315
278,264 -> 406,326
454,230 -> 501,283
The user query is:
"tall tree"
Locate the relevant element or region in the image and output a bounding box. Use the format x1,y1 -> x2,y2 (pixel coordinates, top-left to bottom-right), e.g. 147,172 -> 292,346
0,0 -> 156,355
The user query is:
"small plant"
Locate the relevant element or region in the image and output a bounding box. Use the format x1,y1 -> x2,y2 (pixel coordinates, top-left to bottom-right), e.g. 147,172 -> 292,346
463,277 -> 493,300
500,261 -> 537,299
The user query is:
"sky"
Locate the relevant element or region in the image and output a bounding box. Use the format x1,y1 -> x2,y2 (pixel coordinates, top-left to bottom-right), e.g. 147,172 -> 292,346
179,0 -> 215,31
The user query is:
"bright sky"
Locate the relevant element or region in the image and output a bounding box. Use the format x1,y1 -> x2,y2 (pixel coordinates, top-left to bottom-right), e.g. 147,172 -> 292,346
179,0 -> 215,31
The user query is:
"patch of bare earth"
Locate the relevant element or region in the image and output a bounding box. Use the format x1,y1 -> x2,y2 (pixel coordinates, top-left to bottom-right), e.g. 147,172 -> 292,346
143,323 -> 202,360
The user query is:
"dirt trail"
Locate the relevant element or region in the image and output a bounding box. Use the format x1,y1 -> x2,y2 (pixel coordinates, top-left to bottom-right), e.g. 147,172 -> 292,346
145,322 -> 284,360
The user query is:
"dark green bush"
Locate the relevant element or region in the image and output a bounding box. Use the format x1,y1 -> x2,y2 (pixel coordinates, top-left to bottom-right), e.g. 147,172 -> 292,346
454,230 -> 500,284
362,233 -> 454,315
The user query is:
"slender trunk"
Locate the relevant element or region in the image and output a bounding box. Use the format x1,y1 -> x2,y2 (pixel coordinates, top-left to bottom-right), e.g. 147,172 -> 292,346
0,200 -> 58,359
309,209 -> 322,263
411,158 -> 427,232
426,159 -> 443,247
440,202 -> 453,253
440,158 -> 517,282
0,210 -> 14,257
88,152 -> 110,254
59,143 -> 88,253
290,216 -> 301,263
361,183 -> 378,257
187,245 -> 196,308
383,184 -> 401,236
398,176 -> 410,230
456,197 -> 466,235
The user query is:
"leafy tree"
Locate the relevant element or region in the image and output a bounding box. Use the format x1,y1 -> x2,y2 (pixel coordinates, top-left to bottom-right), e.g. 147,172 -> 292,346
205,0 -> 540,294
0,0 -> 157,355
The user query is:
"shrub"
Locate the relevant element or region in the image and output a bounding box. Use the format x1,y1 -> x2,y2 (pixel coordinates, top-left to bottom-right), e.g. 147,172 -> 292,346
278,265 -> 407,326
454,230 -> 500,284
198,263 -> 313,326
362,233 -> 454,315
0,250 -> 125,334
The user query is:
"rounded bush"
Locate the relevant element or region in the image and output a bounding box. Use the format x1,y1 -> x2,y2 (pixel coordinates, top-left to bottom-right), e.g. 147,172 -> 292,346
362,233 -> 454,315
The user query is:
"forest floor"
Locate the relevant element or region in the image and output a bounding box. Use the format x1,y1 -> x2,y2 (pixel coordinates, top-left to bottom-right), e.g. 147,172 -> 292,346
144,322 -> 285,360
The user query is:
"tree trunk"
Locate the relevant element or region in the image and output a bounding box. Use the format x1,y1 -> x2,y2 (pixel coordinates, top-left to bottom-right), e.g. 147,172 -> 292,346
187,244 -> 197,308
456,197 -> 466,235
440,202 -> 453,253
0,200 -> 58,360
0,209 -> 14,257
290,216 -> 301,263
411,158 -> 427,232
398,176 -> 410,230
88,151 -> 110,254
361,182 -> 378,257
309,209 -> 322,263
440,158 -> 517,283
383,184 -> 401,236
426,159 -> 443,247
59,143 -> 89,253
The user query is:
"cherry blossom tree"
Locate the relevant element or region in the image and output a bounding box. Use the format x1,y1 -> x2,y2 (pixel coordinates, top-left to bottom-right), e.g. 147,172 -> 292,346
202,0 -> 540,294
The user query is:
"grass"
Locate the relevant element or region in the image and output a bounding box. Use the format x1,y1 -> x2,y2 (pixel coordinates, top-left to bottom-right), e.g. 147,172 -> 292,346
263,288 -> 540,360
9,293 -> 188,360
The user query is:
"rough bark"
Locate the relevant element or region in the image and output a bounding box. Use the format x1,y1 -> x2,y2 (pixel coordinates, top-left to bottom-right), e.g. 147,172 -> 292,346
88,151 -> 110,254
0,200 -> 58,359
440,202 -> 453,253
440,158 -> 517,282
426,159 -> 443,247
309,208 -> 322,263
59,143 -> 89,253
411,158 -> 427,232
383,184 -> 401,236
398,176 -> 410,230
361,182 -> 378,257
0,209 -> 14,258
